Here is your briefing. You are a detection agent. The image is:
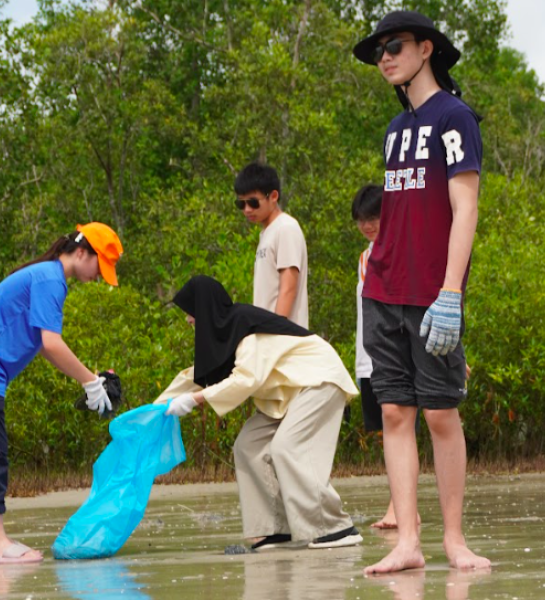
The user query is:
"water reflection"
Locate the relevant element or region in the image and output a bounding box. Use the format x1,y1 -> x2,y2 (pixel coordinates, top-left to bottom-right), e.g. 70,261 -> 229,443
9,475 -> 545,599
366,568 -> 492,600
368,523 -> 400,547
445,570 -> 492,600
55,560 -> 151,600
242,550 -> 359,600
0,563 -> 41,596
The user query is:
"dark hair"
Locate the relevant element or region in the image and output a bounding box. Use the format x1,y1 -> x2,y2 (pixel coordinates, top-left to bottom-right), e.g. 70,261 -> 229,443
351,185 -> 383,221
234,162 -> 281,200
10,231 -> 96,275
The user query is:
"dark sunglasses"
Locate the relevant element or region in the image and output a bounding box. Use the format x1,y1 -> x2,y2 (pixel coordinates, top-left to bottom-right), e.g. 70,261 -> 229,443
372,37 -> 415,64
234,194 -> 268,210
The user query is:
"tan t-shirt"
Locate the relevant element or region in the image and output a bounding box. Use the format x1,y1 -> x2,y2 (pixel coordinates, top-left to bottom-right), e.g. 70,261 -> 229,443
253,212 -> 308,328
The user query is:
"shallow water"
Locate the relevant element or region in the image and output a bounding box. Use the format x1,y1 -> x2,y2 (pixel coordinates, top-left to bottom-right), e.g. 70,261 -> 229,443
3,474 -> 545,599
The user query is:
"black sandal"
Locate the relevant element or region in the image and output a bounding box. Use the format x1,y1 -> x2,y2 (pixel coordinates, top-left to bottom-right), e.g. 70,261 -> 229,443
251,534 -> 292,550
308,526 -> 362,549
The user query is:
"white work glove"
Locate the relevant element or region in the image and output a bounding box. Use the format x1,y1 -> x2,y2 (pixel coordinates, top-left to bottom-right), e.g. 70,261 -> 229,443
165,393 -> 199,417
419,289 -> 462,356
82,376 -> 112,416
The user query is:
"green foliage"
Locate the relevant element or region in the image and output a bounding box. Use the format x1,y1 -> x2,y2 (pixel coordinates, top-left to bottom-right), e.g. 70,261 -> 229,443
463,173 -> 545,460
1,0 -> 545,473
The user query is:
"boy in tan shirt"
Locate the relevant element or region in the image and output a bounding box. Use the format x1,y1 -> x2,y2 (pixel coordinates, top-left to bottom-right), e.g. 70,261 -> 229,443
234,162 -> 308,328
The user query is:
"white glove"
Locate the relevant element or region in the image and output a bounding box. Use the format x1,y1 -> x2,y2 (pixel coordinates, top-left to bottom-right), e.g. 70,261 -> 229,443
166,393 -> 198,417
82,376 -> 112,416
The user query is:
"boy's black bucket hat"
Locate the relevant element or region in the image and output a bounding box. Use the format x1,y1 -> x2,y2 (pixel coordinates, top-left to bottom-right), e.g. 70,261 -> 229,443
353,10 -> 460,69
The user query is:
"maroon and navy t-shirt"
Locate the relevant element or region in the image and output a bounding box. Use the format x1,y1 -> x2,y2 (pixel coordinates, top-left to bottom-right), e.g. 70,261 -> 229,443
363,90 -> 482,307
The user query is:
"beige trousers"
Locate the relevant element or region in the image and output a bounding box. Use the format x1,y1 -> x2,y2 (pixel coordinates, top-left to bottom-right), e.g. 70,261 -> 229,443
233,382 -> 353,541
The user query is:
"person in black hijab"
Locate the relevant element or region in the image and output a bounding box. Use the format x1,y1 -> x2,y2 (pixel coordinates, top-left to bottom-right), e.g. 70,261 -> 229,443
155,276 -> 362,551
172,275 -> 311,388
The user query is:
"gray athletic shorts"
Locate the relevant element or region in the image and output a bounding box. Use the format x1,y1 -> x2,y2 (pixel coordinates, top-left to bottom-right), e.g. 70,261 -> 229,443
362,298 -> 467,409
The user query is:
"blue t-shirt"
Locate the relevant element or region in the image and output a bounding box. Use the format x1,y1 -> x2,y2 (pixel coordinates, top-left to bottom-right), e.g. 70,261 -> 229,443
0,260 -> 67,395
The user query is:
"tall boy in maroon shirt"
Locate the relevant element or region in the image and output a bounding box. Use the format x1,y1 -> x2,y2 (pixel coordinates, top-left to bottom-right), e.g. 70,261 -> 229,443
353,11 -> 491,573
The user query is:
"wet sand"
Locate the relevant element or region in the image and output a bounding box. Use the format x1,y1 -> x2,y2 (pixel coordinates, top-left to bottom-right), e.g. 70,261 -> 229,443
3,473 -> 545,599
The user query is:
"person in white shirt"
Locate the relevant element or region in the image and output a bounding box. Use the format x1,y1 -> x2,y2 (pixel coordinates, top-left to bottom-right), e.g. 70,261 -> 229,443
234,162 -> 308,328
353,184 -> 422,530
353,185 -> 382,434
155,276 -> 362,550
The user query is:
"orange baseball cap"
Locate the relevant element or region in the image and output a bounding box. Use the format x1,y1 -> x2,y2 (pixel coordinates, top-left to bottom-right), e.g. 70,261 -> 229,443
76,222 -> 123,286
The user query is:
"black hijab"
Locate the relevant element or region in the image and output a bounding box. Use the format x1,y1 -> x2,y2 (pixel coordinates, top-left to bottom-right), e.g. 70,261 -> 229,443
173,276 -> 312,387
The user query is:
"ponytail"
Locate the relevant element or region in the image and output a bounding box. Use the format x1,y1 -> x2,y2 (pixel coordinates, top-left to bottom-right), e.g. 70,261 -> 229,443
9,232 -> 97,276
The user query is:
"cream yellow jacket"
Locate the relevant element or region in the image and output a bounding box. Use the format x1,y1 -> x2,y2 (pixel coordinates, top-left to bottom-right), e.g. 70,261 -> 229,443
154,333 -> 358,418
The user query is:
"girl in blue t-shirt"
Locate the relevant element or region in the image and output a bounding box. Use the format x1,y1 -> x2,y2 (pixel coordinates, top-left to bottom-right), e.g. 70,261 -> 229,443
0,222 -> 123,564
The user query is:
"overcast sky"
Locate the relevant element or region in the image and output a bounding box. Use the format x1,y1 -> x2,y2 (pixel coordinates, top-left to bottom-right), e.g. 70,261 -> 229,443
2,0 -> 545,85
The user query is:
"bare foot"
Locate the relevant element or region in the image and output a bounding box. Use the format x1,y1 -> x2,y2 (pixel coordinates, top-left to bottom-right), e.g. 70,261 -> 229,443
370,518 -> 398,529
0,538 -> 43,564
370,511 -> 422,530
364,543 -> 425,575
370,499 -> 397,529
370,506 -> 397,529
445,542 -> 491,570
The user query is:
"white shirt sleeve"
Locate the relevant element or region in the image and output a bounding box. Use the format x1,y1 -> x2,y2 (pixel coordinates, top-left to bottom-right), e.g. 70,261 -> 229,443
154,367 -> 202,404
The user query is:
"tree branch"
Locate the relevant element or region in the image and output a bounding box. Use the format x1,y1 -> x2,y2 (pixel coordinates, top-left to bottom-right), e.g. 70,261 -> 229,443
137,5 -> 226,53
291,0 -> 311,90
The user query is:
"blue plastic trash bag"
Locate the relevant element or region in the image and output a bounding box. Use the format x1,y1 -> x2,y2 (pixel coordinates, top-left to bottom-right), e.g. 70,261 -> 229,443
52,403 -> 185,559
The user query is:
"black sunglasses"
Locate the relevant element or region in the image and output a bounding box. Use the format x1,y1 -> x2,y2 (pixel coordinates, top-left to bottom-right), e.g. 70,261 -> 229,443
234,194 -> 269,210
373,37 -> 416,64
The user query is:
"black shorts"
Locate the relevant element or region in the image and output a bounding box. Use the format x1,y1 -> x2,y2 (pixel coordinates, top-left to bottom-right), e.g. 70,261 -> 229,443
359,378 -> 383,432
362,298 -> 467,409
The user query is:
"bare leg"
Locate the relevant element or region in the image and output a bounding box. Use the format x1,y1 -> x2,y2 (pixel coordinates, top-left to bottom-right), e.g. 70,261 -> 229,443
424,408 -> 490,570
364,405 -> 425,574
